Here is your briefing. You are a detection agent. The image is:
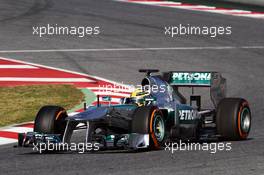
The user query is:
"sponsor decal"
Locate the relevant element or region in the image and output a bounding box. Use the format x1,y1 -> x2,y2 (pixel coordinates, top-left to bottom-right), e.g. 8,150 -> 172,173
170,72 -> 211,85
179,109 -> 198,120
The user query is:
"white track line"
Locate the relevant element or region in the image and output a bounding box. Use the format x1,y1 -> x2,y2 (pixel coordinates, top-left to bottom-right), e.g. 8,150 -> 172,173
0,137 -> 17,145
0,77 -> 94,82
0,65 -> 38,69
131,1 -> 181,5
3,127 -> 33,133
238,14 -> 264,18
0,46 -> 263,54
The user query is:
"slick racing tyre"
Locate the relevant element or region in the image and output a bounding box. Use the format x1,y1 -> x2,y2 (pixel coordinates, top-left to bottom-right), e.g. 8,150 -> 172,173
34,106 -> 68,137
132,106 -> 166,149
216,98 -> 251,140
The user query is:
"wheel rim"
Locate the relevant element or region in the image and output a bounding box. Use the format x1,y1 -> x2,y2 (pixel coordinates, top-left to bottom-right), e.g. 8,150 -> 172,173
240,108 -> 251,133
153,114 -> 165,142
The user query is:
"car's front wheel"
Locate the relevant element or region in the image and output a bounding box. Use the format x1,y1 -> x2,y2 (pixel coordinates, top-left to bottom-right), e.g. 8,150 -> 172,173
131,106 -> 166,149
34,105 -> 68,138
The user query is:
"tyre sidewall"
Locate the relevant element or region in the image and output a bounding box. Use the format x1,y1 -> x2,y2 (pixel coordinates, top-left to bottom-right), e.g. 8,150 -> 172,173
216,98 -> 251,140
34,106 -> 67,135
149,109 -> 166,149
131,106 -> 167,149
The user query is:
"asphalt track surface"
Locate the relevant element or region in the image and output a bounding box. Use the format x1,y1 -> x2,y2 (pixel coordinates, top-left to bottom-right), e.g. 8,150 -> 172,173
0,0 -> 264,174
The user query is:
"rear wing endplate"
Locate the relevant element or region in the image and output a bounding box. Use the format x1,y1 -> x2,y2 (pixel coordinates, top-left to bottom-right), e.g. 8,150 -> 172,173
163,72 -> 226,107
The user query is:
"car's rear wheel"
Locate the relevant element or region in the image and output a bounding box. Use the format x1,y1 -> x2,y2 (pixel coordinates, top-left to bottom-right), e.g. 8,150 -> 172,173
34,105 -> 68,138
216,98 -> 251,140
131,106 -> 166,149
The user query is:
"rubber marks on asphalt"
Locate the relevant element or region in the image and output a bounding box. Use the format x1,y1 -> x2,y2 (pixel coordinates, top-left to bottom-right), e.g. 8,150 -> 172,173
115,0 -> 264,19
0,57 -> 132,145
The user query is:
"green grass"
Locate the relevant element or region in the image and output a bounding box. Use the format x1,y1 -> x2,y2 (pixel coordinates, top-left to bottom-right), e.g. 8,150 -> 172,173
0,85 -> 84,127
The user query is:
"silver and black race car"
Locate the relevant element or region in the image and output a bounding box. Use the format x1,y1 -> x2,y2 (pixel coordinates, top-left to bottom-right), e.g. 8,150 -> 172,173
18,69 -> 251,151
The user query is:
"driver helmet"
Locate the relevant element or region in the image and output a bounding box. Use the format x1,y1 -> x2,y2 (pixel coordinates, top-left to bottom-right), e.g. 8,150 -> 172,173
130,88 -> 149,106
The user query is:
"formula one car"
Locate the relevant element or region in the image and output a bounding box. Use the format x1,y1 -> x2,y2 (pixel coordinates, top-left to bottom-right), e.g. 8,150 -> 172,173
18,70 -> 251,151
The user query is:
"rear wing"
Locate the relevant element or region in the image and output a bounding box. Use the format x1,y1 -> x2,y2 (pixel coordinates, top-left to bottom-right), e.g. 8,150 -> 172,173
163,72 -> 226,107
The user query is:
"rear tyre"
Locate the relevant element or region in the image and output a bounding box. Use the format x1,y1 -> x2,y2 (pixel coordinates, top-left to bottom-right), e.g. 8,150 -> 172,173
216,98 -> 251,140
34,105 -> 68,137
131,106 -> 166,149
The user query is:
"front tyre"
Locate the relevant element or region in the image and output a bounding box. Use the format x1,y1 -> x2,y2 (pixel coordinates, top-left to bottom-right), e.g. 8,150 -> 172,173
131,106 -> 166,149
34,105 -> 68,137
149,109 -> 166,148
216,98 -> 251,140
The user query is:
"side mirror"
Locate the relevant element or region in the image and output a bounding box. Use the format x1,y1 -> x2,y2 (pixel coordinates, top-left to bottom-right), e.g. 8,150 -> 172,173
102,96 -> 112,101
102,96 -> 112,106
